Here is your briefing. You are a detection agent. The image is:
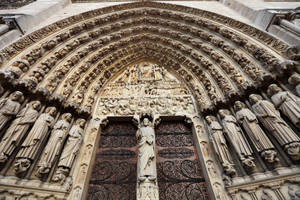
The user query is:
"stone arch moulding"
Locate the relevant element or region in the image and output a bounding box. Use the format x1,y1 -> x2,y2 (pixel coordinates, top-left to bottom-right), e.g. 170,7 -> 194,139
0,1 -> 298,200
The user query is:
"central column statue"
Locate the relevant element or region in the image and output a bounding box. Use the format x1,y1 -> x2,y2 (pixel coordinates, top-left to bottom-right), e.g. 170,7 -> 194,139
136,116 -> 159,200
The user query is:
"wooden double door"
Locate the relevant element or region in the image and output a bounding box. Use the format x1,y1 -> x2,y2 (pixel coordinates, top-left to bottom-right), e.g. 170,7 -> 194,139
87,120 -> 210,200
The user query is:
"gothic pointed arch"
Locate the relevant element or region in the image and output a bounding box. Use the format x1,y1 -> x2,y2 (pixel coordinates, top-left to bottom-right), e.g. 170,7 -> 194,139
0,1 -> 299,200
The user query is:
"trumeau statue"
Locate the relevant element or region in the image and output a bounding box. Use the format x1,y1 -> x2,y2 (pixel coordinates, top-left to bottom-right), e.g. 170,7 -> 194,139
250,94 -> 300,160
0,91 -> 23,131
205,115 -> 236,177
0,101 -> 41,164
36,113 -> 72,178
268,84 -> 300,128
219,109 -> 255,169
234,101 -> 279,163
136,116 -> 159,200
52,118 -> 86,184
14,107 -> 57,175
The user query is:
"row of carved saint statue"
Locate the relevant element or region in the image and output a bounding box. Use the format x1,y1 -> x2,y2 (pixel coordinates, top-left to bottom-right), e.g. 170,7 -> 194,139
0,87 -> 85,184
206,83 -> 300,178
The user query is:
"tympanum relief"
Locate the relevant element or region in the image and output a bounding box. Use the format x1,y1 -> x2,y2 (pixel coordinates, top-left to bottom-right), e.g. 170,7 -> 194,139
96,62 -> 195,117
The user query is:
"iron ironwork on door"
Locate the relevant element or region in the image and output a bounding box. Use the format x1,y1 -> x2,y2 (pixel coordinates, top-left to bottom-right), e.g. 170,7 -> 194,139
156,121 -> 210,200
87,121 -> 137,200
88,120 -> 209,200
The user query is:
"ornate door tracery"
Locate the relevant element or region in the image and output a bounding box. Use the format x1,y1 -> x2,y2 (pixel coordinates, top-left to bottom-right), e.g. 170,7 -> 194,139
87,121 -> 137,200
156,121 -> 210,200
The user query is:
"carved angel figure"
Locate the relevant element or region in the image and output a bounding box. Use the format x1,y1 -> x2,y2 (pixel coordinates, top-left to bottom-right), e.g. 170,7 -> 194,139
234,101 -> 279,163
268,84 -> 300,128
52,118 -> 86,183
14,107 -> 56,175
36,113 -> 72,177
219,109 -> 255,169
206,116 -> 236,177
250,94 -> 300,160
0,91 -> 23,131
0,101 -> 41,164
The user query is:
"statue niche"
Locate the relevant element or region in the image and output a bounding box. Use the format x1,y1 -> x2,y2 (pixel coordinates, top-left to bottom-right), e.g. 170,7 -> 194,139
36,113 -> 72,178
206,115 -> 236,177
250,94 -> 300,161
268,84 -> 300,128
0,101 -> 41,164
14,107 -> 57,175
136,116 -> 159,200
234,101 -> 279,164
0,91 -> 24,131
219,109 -> 255,169
52,118 -> 86,184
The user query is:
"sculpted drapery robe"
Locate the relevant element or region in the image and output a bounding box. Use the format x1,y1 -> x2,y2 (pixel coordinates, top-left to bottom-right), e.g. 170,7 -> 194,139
38,119 -> 70,169
137,126 -> 156,179
252,100 -> 300,146
16,112 -> 55,160
271,91 -> 300,128
221,114 -> 253,158
208,121 -> 233,166
0,97 -> 21,130
57,123 -> 83,168
236,108 -> 274,152
0,104 -> 39,158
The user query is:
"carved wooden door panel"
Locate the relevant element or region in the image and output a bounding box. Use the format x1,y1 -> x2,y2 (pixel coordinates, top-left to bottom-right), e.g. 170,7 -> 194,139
156,121 -> 210,200
87,121 -> 137,200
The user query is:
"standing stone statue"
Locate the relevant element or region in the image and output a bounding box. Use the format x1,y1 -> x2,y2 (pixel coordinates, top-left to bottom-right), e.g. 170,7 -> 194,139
52,118 -> 86,184
36,113 -> 72,177
0,91 -> 23,131
250,94 -> 300,161
0,101 -> 41,164
206,115 -> 236,177
268,84 -> 300,128
136,117 -> 159,200
219,109 -> 255,169
234,101 -> 279,163
14,107 -> 56,175
288,72 -> 300,97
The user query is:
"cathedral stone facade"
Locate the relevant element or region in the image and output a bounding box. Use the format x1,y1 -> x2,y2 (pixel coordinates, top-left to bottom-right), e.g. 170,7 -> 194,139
0,0 -> 299,199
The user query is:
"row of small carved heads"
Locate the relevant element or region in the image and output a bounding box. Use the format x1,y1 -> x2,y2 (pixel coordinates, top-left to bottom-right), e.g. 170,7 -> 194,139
17,34 -> 257,109
0,2 -> 287,63
6,13 -> 280,83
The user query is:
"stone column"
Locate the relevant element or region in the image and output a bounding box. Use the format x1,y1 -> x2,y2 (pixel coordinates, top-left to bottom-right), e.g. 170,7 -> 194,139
136,115 -> 159,200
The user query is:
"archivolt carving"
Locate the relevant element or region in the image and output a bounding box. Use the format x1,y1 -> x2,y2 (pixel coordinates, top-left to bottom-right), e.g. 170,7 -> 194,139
0,2 -> 287,63
0,2 -> 298,200
0,2 -> 291,114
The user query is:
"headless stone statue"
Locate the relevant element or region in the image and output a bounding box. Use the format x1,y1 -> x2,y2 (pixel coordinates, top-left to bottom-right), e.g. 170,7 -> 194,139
14,107 -> 56,175
52,118 -> 85,183
0,91 -> 23,131
36,113 -> 72,177
206,115 -> 236,177
250,94 -> 300,161
268,84 -> 300,128
0,101 -> 41,164
234,101 -> 279,163
136,117 -> 159,200
219,109 -> 255,169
